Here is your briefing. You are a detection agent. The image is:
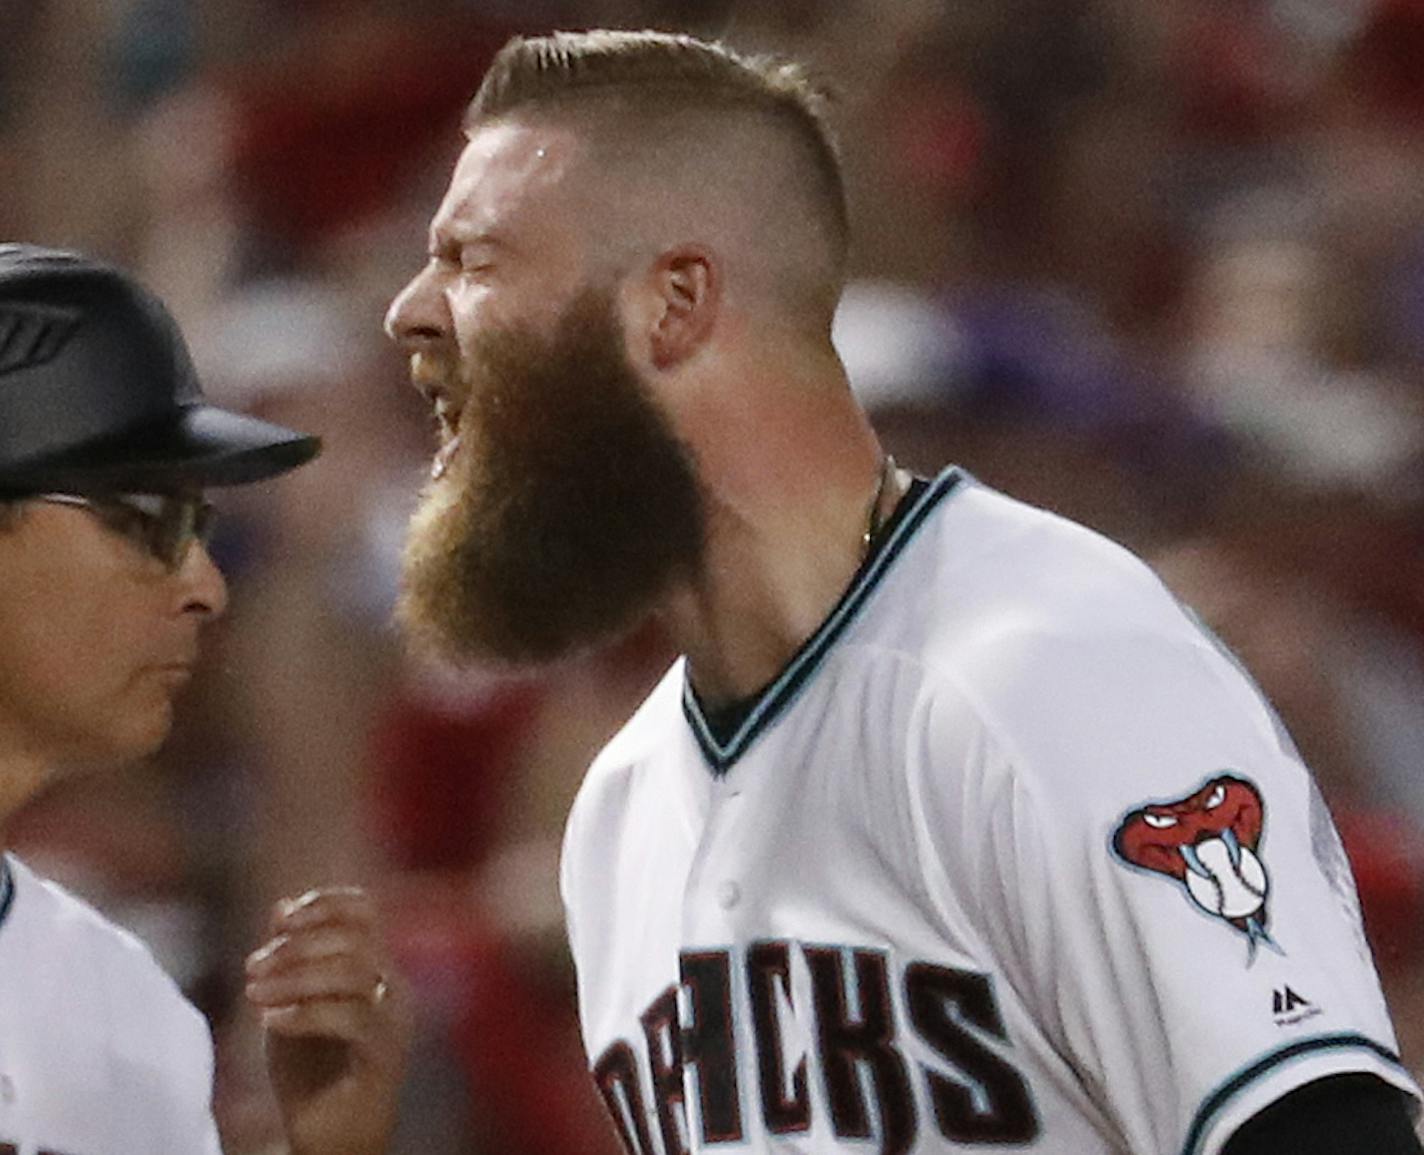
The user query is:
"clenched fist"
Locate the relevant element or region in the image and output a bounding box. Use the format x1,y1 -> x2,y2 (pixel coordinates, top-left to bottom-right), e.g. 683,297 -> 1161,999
246,887 -> 411,1155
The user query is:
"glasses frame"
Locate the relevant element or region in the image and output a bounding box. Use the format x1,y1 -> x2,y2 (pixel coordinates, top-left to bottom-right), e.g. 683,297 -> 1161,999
29,491 -> 217,570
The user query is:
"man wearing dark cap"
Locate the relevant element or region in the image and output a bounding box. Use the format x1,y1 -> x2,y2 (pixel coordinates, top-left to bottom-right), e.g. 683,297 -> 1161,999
0,244 -> 408,1155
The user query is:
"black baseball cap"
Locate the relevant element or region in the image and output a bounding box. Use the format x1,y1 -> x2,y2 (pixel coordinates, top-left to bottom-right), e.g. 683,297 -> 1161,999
0,243 -> 320,492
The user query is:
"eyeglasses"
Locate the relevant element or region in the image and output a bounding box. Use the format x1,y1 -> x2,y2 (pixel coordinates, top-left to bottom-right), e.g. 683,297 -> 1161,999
32,492 -> 216,570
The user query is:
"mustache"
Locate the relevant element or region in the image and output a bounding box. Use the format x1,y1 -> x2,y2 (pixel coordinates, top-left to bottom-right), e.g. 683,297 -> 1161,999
409,349 -> 464,396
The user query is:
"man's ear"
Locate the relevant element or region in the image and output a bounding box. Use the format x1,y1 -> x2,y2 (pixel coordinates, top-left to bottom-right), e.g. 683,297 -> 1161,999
646,245 -> 720,370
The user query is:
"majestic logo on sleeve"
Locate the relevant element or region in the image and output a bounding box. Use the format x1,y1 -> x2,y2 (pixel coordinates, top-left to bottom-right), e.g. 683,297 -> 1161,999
1113,774 -> 1281,962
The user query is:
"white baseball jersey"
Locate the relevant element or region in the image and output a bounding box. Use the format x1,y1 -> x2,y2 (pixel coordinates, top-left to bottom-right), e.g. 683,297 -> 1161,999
0,854 -> 222,1155
561,467 -> 1420,1155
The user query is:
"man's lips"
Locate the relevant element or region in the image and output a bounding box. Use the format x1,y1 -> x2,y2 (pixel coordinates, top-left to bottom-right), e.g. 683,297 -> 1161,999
151,663 -> 195,688
410,351 -> 455,401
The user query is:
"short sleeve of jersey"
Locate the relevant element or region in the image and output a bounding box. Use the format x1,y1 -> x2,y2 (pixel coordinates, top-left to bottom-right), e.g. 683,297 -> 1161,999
912,621 -> 1420,1155
86,908 -> 225,1155
162,1009 -> 222,1155
76,890 -> 224,1153
0,858 -> 224,1153
173,1001 -> 223,1155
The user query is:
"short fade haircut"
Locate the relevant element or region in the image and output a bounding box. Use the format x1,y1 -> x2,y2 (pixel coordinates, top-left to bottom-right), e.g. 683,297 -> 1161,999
464,29 -> 850,273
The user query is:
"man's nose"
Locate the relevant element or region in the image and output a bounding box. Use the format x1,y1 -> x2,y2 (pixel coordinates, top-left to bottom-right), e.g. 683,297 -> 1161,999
384,261 -> 449,349
178,540 -> 229,621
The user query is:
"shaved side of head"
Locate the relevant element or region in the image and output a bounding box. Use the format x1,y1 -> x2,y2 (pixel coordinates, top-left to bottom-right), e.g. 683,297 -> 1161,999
464,30 -> 850,332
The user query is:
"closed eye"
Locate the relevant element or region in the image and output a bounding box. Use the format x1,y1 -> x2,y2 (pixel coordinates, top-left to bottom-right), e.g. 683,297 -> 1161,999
1143,812 -> 1178,829
460,254 -> 496,278
427,243 -> 460,269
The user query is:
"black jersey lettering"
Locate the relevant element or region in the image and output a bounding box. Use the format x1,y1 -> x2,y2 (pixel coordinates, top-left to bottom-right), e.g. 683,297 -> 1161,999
806,946 -> 916,1155
594,1038 -> 658,1155
905,962 -> 1041,1143
680,950 -> 744,1143
642,983 -> 689,1155
594,943 -> 1041,1152
747,939 -> 811,1135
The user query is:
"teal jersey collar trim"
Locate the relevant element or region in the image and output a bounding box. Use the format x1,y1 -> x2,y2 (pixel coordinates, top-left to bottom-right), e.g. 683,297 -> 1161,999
682,466 -> 966,774
0,856 -> 14,932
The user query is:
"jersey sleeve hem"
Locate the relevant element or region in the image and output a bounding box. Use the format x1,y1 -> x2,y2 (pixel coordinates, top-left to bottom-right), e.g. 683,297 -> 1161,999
1184,1032 -> 1420,1155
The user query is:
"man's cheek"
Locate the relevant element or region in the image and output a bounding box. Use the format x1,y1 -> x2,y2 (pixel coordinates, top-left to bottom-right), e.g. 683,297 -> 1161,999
448,283 -> 502,347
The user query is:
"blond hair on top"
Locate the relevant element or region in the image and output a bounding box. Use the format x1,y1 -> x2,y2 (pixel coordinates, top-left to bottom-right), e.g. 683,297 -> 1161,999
465,29 -> 849,265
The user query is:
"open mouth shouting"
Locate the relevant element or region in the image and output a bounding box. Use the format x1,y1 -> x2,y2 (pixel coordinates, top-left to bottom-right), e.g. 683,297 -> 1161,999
410,353 -> 465,481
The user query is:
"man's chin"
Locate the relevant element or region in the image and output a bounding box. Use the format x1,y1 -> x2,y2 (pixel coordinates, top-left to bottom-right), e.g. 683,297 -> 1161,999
51,710 -> 173,781
394,586 -> 647,672
118,704 -> 176,764
396,493 -> 660,669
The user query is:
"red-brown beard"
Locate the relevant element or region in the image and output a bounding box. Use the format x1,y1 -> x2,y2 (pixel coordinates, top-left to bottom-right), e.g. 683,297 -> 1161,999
398,286 -> 706,667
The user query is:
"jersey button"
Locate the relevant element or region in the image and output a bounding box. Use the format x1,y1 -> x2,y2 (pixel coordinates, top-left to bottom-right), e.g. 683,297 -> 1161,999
716,880 -> 741,909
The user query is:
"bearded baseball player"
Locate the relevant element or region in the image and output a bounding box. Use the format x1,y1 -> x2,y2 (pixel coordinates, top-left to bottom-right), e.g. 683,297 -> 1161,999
0,244 -> 409,1155
385,29 -> 1421,1155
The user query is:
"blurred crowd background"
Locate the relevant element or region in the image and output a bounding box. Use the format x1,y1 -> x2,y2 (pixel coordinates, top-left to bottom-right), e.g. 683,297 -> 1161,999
6,0 -> 1424,1149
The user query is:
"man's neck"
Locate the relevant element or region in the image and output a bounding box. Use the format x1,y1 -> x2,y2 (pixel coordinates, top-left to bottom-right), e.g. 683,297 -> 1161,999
0,734 -> 54,838
666,451 -> 907,709
653,328 -> 894,706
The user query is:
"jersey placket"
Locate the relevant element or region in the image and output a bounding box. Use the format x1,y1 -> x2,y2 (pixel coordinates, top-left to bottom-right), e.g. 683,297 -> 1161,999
677,766 -> 757,1151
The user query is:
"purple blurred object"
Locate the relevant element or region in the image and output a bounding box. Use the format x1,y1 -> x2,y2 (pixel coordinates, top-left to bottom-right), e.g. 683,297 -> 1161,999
950,284 -> 1151,431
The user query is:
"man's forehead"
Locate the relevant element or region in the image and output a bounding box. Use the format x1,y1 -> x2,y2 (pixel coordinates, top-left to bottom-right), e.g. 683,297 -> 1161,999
431,119 -> 585,239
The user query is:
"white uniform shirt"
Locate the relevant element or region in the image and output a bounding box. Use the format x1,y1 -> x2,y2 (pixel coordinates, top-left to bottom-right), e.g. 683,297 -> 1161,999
562,468 -> 1420,1155
0,855 -> 222,1155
